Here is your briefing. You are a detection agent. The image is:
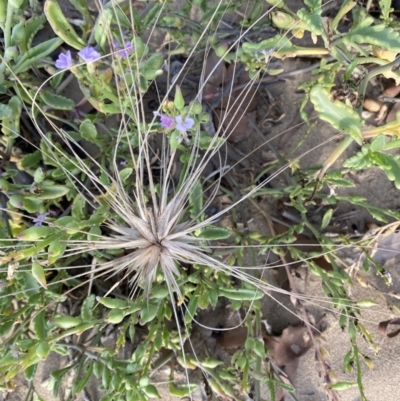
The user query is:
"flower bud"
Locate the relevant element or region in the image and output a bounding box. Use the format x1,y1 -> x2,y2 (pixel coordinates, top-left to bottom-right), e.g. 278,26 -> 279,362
4,46 -> 18,61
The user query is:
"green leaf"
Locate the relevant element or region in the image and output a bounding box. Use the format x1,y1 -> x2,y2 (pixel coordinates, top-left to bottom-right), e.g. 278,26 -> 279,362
142,3 -> 163,31
170,130 -> 183,151
174,85 -> 185,111
370,135 -> 386,152
0,104 -> 12,119
1,96 -> 22,137
343,23 -> 400,52
53,316 -> 82,329
196,226 -> 231,240
36,342 -> 50,359
142,384 -> 160,398
271,11 -> 296,30
80,119 -> 97,142
81,294 -> 96,321
24,363 -> 38,381
242,34 -> 293,57
48,237 -> 66,260
23,15 -> 47,52
343,150 -> 370,169
11,20 -> 26,46
21,150 -> 42,169
253,339 -> 265,358
72,194 -> 86,219
74,361 -> 93,393
18,226 -> 54,240
14,37 -> 64,74
330,381 -> 357,391
140,304 -> 158,324
119,167 -> 133,184
8,195 -> 42,213
184,295 -> 199,324
145,53 -> 164,70
297,8 -> 323,35
189,180 -> 203,219
382,156 -> 400,188
380,0 -> 393,20
50,366 -> 73,397
33,168 -> 45,184
32,262 -> 47,289
305,0 -> 321,9
25,185 -> 70,200
219,287 -> 264,301
321,208 -> 333,229
356,299 -> 378,307
96,297 -> 129,309
44,0 -> 85,50
39,91 -> 75,110
107,309 -> 125,324
310,86 -> 363,144
94,8 -> 113,52
33,310 -> 47,340
169,383 -> 197,397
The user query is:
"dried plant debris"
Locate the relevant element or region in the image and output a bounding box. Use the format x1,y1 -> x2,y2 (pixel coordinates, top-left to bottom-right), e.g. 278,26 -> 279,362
215,316 -> 326,401
378,317 -> 400,338
202,51 -> 257,143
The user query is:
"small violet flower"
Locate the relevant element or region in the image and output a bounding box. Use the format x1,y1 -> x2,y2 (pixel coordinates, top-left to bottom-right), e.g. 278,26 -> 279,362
55,50 -> 73,69
153,111 -> 175,129
175,115 -> 195,133
120,160 -> 127,166
113,41 -> 134,59
160,115 -> 175,129
33,212 -> 49,227
78,46 -> 101,62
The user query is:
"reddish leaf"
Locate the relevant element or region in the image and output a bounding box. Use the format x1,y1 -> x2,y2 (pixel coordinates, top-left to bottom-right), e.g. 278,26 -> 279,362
378,318 -> 400,338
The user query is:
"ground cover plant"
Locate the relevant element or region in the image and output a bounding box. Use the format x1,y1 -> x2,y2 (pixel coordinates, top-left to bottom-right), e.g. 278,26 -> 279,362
2,0 -> 400,400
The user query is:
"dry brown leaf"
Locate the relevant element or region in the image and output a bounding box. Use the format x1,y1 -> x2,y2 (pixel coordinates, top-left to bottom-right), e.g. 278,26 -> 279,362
203,51 -> 257,143
217,326 -> 248,349
378,317 -> 400,338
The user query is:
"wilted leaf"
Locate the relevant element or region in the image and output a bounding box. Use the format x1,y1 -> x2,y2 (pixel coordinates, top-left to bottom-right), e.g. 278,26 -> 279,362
378,317 -> 400,338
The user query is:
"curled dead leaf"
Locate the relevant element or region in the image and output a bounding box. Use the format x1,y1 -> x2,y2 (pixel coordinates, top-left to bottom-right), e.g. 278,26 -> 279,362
217,326 -> 248,349
378,318 -> 400,338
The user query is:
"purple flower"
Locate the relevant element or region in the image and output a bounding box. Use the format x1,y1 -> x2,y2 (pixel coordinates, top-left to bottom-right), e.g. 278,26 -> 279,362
33,212 -> 49,227
78,46 -> 101,62
175,115 -> 195,132
120,160 -> 127,166
160,115 -> 175,129
55,51 -> 73,69
119,42 -> 134,58
113,41 -> 134,59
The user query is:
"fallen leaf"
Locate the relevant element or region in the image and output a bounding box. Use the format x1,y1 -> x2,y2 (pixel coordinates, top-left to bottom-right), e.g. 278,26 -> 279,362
378,317 -> 400,338
203,51 -> 257,143
217,326 -> 248,349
